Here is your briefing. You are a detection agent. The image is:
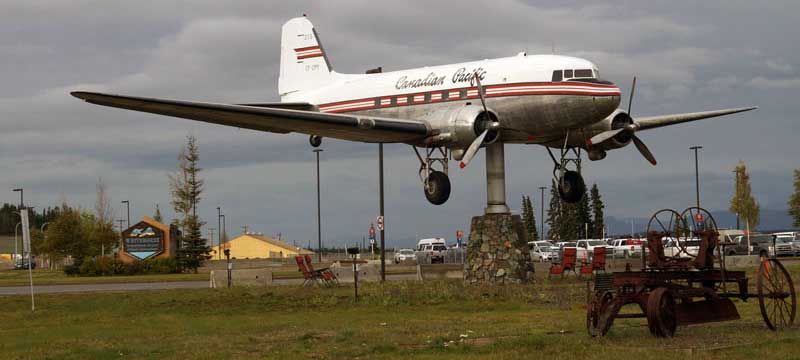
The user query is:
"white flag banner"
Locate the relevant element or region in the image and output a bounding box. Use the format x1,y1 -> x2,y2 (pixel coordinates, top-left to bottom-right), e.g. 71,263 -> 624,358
21,208 -> 31,255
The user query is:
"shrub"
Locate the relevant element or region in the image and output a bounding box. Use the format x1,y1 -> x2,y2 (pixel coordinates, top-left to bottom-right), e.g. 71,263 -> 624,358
63,256 -> 179,276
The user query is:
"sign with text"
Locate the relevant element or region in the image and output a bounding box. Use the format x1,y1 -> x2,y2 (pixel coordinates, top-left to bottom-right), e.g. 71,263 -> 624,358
123,222 -> 165,260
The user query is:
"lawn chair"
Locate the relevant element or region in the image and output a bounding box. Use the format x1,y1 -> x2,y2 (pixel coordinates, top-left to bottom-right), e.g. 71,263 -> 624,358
304,255 -> 338,286
579,256 -> 594,279
295,255 -> 319,286
549,247 -> 577,278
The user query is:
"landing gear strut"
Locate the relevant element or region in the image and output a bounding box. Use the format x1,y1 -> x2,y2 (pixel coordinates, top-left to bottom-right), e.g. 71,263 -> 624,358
547,133 -> 586,204
413,146 -> 451,205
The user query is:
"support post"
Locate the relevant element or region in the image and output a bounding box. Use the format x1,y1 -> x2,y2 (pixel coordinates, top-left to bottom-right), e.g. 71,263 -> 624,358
379,143 -> 386,282
484,142 -> 510,214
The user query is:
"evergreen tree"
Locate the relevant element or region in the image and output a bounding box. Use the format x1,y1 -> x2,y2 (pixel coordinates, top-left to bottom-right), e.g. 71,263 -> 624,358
170,135 -> 210,272
153,204 -> 163,223
546,181 -> 562,240
575,186 -> 592,239
590,184 -> 605,238
521,195 -> 538,241
789,169 -> 800,227
729,161 -> 760,230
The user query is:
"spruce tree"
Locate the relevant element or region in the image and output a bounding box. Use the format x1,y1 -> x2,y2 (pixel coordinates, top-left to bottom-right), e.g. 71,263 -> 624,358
590,184 -> 605,238
729,161 -> 760,230
789,169 -> 800,227
170,135 -> 210,273
575,186 -> 593,239
546,181 -> 562,240
522,195 -> 538,241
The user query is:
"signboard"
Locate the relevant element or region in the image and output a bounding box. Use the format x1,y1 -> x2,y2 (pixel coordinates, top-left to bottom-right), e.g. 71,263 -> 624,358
377,216 -> 384,231
20,209 -> 31,254
123,222 -> 165,260
369,223 -> 376,240
456,229 -> 463,248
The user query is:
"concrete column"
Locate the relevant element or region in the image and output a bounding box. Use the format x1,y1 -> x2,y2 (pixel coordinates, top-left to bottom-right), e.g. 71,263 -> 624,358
484,142 -> 510,214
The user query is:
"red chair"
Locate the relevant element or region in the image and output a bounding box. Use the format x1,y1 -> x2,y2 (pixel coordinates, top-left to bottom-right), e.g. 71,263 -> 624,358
592,247 -> 607,273
295,255 -> 318,286
549,248 -> 577,278
304,255 -> 338,286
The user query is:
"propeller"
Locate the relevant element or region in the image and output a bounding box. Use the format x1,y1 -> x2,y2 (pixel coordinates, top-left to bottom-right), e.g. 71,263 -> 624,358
459,72 -> 495,169
587,76 -> 657,165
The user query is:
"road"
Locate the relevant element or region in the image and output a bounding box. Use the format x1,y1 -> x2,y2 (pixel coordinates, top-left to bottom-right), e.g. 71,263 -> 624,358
0,281 -> 209,296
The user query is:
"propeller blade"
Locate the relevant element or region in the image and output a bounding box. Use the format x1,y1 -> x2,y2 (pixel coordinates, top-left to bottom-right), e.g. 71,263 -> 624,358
459,130 -> 488,169
474,72 -> 488,113
587,128 -> 624,146
632,134 -> 657,165
627,76 -> 637,115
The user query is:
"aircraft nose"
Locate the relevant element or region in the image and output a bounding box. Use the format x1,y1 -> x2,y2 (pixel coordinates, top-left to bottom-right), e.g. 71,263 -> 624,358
593,89 -> 621,118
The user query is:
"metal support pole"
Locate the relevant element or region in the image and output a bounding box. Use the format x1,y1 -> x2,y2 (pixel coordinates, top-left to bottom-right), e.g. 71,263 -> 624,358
485,142 -> 510,214
314,149 -> 323,263
690,146 -> 702,209
122,200 -> 131,229
217,207 -> 222,259
379,143 -> 386,282
539,186 -> 546,240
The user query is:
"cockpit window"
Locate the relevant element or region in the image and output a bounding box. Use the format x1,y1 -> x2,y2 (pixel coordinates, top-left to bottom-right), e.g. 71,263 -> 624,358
552,70 -> 563,82
574,69 -> 593,78
564,69 -> 573,78
594,69 -> 600,78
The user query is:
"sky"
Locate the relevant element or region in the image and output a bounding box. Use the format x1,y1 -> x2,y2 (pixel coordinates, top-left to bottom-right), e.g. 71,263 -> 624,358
1,1 -> 798,248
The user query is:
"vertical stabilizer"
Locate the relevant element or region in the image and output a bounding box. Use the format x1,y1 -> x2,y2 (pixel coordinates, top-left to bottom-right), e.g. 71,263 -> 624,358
279,16 -> 335,99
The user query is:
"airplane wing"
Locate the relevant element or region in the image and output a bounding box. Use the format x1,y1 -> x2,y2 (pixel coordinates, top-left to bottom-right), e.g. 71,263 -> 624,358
70,92 -> 430,143
635,107 -> 757,131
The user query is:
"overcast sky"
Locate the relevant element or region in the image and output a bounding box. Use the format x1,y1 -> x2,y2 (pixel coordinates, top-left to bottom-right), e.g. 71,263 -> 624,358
1,1 -> 798,248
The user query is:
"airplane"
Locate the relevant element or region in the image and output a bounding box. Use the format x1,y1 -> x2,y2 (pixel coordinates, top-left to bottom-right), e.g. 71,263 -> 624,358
72,16 -> 755,208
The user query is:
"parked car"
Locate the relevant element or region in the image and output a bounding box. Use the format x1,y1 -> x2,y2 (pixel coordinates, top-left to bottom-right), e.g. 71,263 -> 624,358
14,257 -> 36,270
574,239 -> 615,260
528,241 -> 557,262
394,249 -> 417,264
609,239 -> 644,258
728,234 -> 793,257
416,238 -> 448,263
662,238 -> 700,259
773,232 -> 800,256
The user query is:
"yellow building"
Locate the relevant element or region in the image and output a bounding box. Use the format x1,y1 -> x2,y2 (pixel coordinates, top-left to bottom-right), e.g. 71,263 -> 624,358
209,233 -> 314,259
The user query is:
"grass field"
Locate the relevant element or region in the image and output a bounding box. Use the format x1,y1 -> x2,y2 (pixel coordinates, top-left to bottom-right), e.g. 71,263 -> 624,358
0,269 -> 206,286
2,265 -> 799,359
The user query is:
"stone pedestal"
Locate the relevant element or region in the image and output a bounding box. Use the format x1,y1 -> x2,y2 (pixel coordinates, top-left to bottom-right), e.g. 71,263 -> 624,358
465,213 -> 534,284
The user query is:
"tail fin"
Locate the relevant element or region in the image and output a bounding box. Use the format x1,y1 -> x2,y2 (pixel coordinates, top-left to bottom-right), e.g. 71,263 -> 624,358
279,16 -> 335,99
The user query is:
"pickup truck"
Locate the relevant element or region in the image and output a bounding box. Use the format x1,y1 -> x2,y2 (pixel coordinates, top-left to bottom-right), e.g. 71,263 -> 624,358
726,234 -> 793,257
662,238 -> 700,259
573,239 -> 615,261
416,243 -> 448,264
609,239 -> 645,258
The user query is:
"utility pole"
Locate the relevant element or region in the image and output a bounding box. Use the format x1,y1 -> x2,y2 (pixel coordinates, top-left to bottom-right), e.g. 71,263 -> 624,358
539,186 -> 546,239
12,188 -> 23,209
219,214 -> 226,260
121,200 -> 131,228
690,145 -> 703,209
379,143 -> 386,282
313,148 -> 323,263
217,207 -> 222,258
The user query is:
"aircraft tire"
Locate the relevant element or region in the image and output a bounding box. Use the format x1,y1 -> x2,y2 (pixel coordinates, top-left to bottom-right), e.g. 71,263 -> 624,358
424,171 -> 451,205
558,170 -> 585,203
309,135 -> 322,148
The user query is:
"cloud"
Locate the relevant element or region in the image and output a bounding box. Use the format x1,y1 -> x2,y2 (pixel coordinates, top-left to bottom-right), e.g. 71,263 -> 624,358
749,76 -> 800,89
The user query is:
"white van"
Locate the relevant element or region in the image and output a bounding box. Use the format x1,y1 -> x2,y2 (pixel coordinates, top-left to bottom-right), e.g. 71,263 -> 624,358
417,237 -> 446,251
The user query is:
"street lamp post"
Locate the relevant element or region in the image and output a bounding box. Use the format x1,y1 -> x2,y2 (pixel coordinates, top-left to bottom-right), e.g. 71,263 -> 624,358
217,207 -> 222,259
690,146 -> 703,209
538,186 -> 546,240
12,188 -> 23,209
121,200 -> 131,228
379,143 -> 386,282
313,148 -> 323,263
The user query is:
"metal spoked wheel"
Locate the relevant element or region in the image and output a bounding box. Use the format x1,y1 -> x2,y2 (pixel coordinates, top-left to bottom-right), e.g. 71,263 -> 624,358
587,291 -> 613,337
646,209 -> 690,261
758,258 -> 796,330
647,287 -> 677,338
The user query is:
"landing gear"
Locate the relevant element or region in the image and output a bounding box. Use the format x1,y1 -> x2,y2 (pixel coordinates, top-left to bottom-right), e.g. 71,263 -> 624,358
547,133 -> 586,204
309,135 -> 322,148
413,146 -> 451,205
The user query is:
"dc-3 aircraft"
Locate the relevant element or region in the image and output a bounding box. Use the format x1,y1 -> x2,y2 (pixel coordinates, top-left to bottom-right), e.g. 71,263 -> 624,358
73,16 -> 755,211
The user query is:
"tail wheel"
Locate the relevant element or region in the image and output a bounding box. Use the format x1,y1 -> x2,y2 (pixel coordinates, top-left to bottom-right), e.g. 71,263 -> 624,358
424,171 -> 451,205
758,258 -> 796,330
558,170 -> 585,203
647,287 -> 677,337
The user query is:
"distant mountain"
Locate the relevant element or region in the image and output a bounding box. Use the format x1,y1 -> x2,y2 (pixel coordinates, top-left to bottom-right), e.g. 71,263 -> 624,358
605,208 -> 796,237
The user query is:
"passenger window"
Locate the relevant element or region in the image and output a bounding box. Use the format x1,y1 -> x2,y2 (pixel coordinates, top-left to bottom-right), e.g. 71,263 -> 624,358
460,89 -> 467,98
552,70 -> 563,82
564,69 -> 573,78
424,93 -> 431,103
407,95 -> 414,104
374,98 -> 380,107
390,97 -> 397,105
574,69 -> 593,78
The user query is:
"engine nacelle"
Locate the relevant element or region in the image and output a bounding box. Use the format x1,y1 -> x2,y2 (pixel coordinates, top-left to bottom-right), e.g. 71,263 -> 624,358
585,109 -> 634,151
425,104 -> 499,154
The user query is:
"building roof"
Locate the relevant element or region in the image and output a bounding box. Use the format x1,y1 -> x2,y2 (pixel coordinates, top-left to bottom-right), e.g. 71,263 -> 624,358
220,233 -> 314,254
